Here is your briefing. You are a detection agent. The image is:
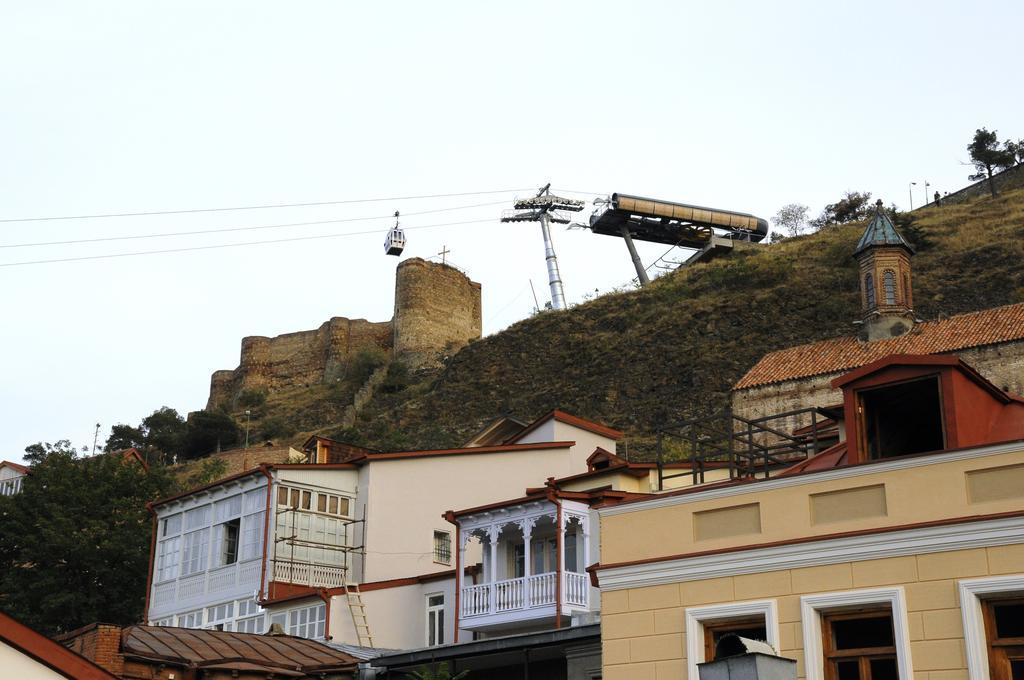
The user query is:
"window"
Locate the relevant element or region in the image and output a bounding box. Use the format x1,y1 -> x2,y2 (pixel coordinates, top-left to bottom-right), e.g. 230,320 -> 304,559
960,576 -> 1024,680
156,535 -> 181,582
181,528 -> 210,575
426,594 -> 445,646
214,495 -> 242,523
287,604 -> 326,639
240,511 -> 264,561
801,588 -> 912,680
152,617 -> 173,627
235,615 -> 265,634
703,617 -> 769,662
565,532 -> 579,573
858,377 -> 944,459
217,519 -> 240,566
177,610 -> 203,628
685,600 -> 779,680
162,513 -> 182,537
983,597 -> 1024,680
864,273 -> 875,308
532,538 -> 558,574
882,270 -> 896,305
205,602 -> 234,631
822,610 -> 898,680
434,531 -> 452,565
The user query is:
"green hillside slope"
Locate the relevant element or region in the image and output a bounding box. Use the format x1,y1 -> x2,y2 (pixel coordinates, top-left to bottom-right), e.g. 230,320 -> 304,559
293,189 -> 1024,457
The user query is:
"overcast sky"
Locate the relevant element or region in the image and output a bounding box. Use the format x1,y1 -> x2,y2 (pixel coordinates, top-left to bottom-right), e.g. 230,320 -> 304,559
2,1 -> 1021,458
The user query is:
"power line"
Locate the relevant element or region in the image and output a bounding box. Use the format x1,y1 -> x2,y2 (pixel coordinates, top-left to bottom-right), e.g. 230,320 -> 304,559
0,200 -> 509,249
0,218 -> 495,268
0,188 -> 531,224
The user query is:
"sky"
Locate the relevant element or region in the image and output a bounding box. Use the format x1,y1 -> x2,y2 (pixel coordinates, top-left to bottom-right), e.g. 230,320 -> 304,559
2,0 -> 1022,458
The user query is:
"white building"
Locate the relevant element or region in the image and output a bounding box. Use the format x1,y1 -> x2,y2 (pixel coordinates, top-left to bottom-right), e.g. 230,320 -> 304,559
0,460 -> 29,496
144,410 -> 625,650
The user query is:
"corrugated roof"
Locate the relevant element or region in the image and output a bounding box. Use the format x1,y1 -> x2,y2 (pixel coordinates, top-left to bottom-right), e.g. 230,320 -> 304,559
735,302 -> 1024,389
122,626 -> 357,674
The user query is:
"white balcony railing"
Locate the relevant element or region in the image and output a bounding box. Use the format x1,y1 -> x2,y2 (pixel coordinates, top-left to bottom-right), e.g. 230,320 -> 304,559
0,477 -> 23,496
461,571 -> 587,619
271,560 -> 347,588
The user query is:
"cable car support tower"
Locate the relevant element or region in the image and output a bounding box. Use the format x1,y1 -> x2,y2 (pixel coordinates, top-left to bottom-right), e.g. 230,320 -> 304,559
501,184 -> 583,311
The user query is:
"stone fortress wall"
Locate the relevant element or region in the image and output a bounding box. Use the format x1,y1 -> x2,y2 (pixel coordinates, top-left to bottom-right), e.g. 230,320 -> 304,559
207,258 -> 481,409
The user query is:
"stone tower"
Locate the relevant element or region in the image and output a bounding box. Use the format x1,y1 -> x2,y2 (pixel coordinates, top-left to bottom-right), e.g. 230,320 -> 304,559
854,200 -> 916,341
393,258 -> 482,367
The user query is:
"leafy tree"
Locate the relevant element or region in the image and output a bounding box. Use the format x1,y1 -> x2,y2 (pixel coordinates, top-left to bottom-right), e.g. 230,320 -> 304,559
809,191 -> 873,230
771,203 -> 810,237
105,424 -> 146,452
0,440 -> 175,635
259,415 -> 296,441
1005,138 -> 1024,166
238,389 -> 267,409
405,663 -> 469,680
182,410 -> 239,459
183,457 -> 229,488
967,128 -> 1016,197
105,407 -> 187,462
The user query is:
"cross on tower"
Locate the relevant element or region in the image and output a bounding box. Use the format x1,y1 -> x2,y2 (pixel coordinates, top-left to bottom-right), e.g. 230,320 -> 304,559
438,246 -> 450,265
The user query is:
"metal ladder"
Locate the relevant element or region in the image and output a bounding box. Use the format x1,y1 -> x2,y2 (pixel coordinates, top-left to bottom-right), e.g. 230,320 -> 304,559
341,577 -> 373,647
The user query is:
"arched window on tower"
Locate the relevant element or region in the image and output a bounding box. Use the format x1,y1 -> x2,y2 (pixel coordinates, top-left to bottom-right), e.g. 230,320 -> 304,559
864,273 -> 876,308
883,270 -> 897,305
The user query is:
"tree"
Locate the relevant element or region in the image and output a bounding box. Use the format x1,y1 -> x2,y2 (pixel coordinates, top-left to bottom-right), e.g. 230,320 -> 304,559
771,204 -> 810,237
809,191 -> 874,230
0,441 -> 175,634
967,128 -> 1016,197
1005,139 -> 1024,166
405,663 -> 469,680
105,406 -> 187,462
182,410 -> 239,459
105,423 -> 145,452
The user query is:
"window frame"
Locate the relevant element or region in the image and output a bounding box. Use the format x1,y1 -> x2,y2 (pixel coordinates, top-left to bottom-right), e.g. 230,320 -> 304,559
959,574 -> 1024,680
426,593 -> 445,647
982,596 -> 1024,680
821,608 -> 899,680
702,615 -> 770,664
433,530 -> 452,565
685,599 -> 779,680
801,587 -> 913,680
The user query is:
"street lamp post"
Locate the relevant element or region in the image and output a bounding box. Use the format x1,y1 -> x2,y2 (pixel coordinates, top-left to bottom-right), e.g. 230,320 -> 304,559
908,182 -> 917,210
923,181 -> 931,206
244,410 -> 251,448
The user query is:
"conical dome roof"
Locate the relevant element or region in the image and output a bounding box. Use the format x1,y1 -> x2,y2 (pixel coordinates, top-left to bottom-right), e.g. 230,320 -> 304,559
854,200 -> 914,256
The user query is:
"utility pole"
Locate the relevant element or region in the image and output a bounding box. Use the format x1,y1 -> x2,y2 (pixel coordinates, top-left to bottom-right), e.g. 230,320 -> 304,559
92,423 -> 101,455
501,184 -> 583,311
908,182 -> 916,210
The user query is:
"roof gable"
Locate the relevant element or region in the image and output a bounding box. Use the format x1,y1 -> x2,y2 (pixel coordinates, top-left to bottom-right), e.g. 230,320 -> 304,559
507,410 -> 623,444
0,612 -> 115,680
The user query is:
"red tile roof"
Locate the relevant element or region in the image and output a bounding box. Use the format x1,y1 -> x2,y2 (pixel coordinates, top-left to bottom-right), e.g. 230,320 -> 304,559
734,302 -> 1024,389
0,460 -> 30,474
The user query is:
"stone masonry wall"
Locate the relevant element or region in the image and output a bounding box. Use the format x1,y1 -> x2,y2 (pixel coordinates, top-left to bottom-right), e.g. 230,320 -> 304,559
930,162 -> 1024,206
207,258 -> 481,408
732,339 -> 1024,431
393,258 -> 482,367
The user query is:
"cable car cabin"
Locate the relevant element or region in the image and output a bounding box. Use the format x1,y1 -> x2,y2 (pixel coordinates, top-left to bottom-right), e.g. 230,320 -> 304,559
384,227 -> 406,256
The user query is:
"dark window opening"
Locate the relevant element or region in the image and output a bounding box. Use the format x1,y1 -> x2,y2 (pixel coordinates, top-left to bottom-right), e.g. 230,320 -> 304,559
704,617 -> 768,662
985,598 -> 1024,680
221,519 -> 240,565
860,377 -> 944,459
592,458 -> 611,470
823,610 -> 898,680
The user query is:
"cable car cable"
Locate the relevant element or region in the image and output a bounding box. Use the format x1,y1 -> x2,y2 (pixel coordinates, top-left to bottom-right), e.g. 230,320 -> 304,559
0,218 -> 496,268
0,200 -> 510,249
0,188 -> 532,224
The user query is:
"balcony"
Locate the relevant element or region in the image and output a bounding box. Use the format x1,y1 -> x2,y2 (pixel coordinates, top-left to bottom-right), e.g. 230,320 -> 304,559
271,560 -> 348,589
456,499 -> 595,633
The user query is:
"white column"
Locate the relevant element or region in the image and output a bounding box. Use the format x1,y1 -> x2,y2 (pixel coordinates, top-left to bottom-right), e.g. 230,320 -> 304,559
487,525 -> 499,613
457,531 -> 469,619
521,518 -> 534,608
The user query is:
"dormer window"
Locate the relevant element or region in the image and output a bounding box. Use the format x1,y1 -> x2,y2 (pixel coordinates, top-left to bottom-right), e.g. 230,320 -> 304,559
857,376 -> 944,459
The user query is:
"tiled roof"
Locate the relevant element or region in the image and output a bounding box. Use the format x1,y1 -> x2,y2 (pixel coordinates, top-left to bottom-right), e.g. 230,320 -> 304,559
0,460 -> 29,474
854,205 -> 914,255
735,302 -> 1024,389
122,626 -> 358,674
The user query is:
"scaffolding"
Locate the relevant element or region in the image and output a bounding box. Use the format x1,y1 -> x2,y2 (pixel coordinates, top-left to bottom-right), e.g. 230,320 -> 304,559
655,407 -> 833,490
272,505 -> 374,646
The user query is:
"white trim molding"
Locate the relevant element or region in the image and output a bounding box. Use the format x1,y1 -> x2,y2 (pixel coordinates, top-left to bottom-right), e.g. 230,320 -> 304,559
684,599 -> 779,680
958,573 -> 1024,680
598,514 -> 1024,591
800,587 -> 913,680
600,439 -> 1024,517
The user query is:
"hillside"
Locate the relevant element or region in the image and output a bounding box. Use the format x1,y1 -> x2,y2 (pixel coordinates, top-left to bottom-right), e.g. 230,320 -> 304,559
247,188 -> 1024,458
